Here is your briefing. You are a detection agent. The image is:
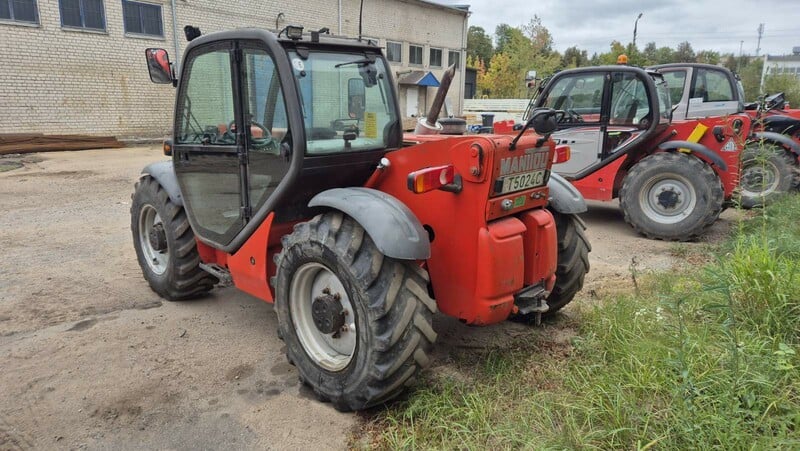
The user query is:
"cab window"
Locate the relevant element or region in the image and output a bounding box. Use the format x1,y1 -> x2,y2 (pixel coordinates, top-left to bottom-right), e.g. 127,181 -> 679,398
692,68 -> 734,102
662,70 -> 687,106
288,51 -> 399,155
610,72 -> 651,126
175,46 -> 235,145
542,73 -> 604,122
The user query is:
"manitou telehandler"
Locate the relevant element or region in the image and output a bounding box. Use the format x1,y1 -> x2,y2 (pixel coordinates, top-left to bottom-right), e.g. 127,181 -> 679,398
651,63 -> 800,208
132,26 -> 590,411
522,65 -> 750,241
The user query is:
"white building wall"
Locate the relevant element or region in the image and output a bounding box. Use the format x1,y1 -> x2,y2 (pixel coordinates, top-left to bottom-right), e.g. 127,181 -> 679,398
0,0 -> 467,139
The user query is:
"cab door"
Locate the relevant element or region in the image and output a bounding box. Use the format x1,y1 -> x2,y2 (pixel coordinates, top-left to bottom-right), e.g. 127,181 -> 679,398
543,72 -> 607,177
172,40 -> 245,247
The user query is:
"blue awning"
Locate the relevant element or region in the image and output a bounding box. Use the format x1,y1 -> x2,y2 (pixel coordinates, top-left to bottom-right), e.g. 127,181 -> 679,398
397,71 -> 440,87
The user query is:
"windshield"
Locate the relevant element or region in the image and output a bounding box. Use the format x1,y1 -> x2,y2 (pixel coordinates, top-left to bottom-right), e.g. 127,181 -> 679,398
288,51 -> 399,155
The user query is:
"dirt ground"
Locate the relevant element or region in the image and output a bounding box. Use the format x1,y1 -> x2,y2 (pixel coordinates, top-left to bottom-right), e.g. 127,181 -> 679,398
0,146 -> 739,450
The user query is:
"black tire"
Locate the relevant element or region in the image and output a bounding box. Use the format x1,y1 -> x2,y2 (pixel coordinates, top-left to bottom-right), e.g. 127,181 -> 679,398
619,152 -> 724,241
513,211 -> 591,323
738,143 -> 797,209
275,212 -> 437,411
131,176 -> 217,300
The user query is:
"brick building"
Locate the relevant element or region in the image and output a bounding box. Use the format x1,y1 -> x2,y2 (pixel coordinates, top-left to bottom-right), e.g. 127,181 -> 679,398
0,0 -> 469,139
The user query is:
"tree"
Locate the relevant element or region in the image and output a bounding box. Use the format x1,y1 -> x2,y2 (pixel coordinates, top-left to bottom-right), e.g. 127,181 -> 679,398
653,46 -> 675,64
642,42 -> 658,65
674,41 -> 696,63
467,26 -> 493,69
494,24 -> 517,54
478,53 -> 518,98
763,72 -> 800,107
696,50 -> 720,65
522,15 -> 553,54
562,46 -> 588,68
738,57 -> 764,101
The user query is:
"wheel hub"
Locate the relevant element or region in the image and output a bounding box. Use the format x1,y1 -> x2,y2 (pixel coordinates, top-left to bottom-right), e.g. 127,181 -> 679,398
656,188 -> 680,210
148,223 -> 167,251
312,290 -> 345,335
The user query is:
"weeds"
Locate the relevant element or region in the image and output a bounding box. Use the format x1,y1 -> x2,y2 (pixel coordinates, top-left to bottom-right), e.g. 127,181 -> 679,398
363,196 -> 800,450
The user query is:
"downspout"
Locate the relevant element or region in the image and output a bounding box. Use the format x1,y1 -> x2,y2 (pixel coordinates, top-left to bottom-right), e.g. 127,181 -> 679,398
338,0 -> 342,35
458,10 -> 469,115
170,0 -> 180,70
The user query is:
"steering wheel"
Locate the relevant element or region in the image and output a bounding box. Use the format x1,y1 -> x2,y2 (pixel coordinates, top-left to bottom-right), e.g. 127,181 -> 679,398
555,109 -> 583,124
227,120 -> 271,139
566,109 -> 584,123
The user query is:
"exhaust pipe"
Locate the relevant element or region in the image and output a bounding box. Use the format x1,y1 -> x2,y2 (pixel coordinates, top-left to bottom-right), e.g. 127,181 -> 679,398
414,64 -> 456,135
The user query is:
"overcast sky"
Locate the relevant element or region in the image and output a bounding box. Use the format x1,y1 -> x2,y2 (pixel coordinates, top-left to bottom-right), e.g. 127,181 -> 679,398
435,0 -> 800,57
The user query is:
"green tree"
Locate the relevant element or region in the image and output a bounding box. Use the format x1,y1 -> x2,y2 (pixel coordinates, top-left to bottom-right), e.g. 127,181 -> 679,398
738,57 -> 764,101
494,24 -> 516,54
562,46 -> 589,68
522,15 -> 553,54
478,52 -> 518,98
654,46 -> 675,64
696,50 -> 720,65
763,72 -> 800,107
674,41 -> 696,62
642,42 -> 658,65
467,26 -> 494,69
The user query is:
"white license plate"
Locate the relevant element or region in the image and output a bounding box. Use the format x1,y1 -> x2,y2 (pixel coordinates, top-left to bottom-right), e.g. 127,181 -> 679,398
500,170 -> 547,193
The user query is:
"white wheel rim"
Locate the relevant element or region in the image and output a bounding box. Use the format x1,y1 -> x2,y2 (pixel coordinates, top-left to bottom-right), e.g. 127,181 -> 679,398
740,160 -> 780,198
290,263 -> 356,372
138,204 -> 169,275
638,173 -> 698,224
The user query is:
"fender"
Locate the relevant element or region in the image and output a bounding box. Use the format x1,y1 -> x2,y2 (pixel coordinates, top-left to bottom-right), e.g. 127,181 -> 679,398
308,187 -> 430,260
752,131 -> 800,157
140,161 -> 183,206
657,141 -> 728,171
546,173 -> 587,214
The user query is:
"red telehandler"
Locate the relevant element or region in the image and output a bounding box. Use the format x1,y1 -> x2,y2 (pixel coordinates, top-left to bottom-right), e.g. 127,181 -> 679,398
132,26 -> 590,411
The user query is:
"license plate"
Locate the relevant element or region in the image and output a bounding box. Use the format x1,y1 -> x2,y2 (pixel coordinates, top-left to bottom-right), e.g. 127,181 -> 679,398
499,170 -> 547,194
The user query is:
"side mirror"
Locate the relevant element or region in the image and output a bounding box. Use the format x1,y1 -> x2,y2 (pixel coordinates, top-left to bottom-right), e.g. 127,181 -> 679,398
530,108 -> 558,135
145,48 -> 175,85
347,78 -> 366,120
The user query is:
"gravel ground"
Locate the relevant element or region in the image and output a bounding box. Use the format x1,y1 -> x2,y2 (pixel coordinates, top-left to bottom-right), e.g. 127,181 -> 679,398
0,147 -> 740,449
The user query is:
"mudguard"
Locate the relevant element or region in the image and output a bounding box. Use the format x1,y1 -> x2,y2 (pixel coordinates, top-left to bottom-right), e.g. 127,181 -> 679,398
752,131 -> 800,157
546,173 -> 587,214
308,187 -> 431,260
140,161 -> 183,206
657,141 -> 728,171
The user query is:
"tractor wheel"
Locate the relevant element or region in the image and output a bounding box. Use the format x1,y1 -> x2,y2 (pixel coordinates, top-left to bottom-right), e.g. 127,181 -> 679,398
738,144 -> 797,209
274,212 -> 437,411
512,211 -> 591,324
131,176 -> 217,300
619,152 -> 723,241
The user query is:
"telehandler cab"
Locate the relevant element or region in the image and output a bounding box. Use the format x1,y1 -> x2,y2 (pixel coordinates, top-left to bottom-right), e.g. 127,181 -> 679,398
132,27 -> 590,411
651,63 -> 800,208
524,66 -> 750,241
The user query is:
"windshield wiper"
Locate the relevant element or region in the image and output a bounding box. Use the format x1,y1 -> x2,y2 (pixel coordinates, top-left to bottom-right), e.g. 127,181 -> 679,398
335,56 -> 375,68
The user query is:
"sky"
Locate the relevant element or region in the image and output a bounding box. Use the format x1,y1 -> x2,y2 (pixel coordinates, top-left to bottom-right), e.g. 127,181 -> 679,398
434,0 -> 800,57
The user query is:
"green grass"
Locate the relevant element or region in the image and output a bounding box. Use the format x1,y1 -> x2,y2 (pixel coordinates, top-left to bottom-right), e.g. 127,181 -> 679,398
361,196 -> 800,450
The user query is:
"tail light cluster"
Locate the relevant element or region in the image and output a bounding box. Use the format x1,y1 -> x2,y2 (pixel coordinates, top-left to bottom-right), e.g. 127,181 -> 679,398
407,165 -> 456,194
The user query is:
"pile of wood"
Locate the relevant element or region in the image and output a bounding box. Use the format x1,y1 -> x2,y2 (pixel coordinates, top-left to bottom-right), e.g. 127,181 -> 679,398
0,134 -> 125,155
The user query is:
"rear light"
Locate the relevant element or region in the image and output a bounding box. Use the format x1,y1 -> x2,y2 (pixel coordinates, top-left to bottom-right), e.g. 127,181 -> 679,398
407,165 -> 455,194
163,140 -> 173,156
553,144 -> 570,164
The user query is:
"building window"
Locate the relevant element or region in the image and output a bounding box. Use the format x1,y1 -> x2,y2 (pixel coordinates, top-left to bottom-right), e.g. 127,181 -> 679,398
386,41 -> 402,63
429,48 -> 442,67
59,0 -> 105,30
0,0 -> 39,24
409,44 -> 423,65
448,50 -> 460,69
122,0 -> 162,37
